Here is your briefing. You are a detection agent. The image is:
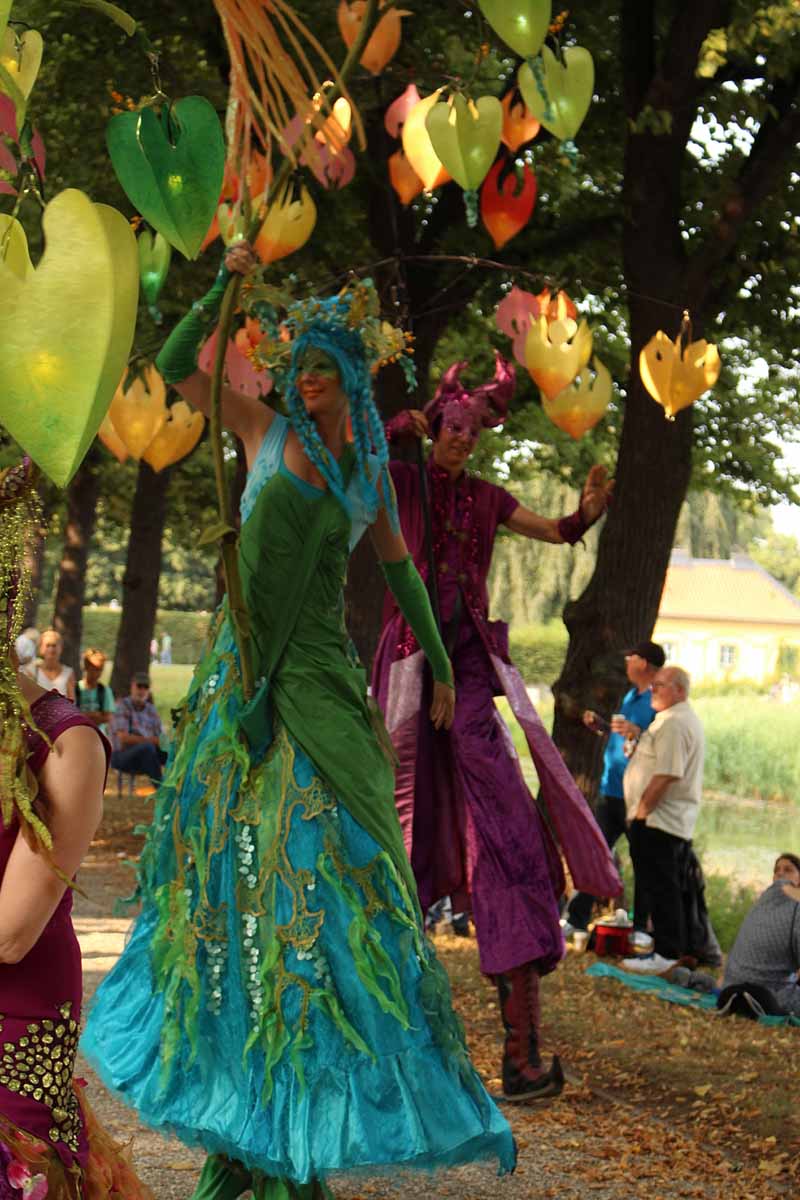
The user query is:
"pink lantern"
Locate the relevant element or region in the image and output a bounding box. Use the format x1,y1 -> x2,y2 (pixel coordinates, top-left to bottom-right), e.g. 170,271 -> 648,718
384,84 -> 421,138
282,116 -> 356,189
496,287 -> 541,366
198,326 -> 273,399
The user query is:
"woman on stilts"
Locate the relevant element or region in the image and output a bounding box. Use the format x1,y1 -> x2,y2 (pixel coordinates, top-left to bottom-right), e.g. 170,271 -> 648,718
82,259 -> 516,1200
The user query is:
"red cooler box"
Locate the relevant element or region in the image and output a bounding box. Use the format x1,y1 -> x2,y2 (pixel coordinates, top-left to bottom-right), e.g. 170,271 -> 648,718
593,923 -> 631,957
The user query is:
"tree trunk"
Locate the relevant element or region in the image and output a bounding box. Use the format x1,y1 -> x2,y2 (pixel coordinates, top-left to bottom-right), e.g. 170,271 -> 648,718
21,483 -> 57,629
51,448 -> 102,673
111,462 -> 172,696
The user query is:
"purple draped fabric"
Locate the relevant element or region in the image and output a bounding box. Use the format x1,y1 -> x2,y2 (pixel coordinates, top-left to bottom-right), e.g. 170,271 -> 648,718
372,460 -> 621,977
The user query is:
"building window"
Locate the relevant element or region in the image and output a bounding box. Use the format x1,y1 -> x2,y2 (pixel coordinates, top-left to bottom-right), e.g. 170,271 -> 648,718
719,644 -> 737,669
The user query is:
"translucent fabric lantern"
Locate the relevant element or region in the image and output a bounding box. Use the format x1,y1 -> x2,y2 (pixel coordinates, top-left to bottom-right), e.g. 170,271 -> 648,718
496,286 -> 577,365
109,365 -> 167,460
639,327 -> 721,420
0,189 -> 138,487
143,401 -> 205,472
478,0 -> 551,58
425,94 -> 502,192
97,413 -> 129,464
0,26 -> 43,100
501,89 -> 540,152
198,326 -> 273,399
401,90 -> 451,192
524,314 -> 593,400
337,0 -> 410,75
480,158 -> 537,249
543,357 -> 611,438
137,229 -> 172,309
385,84 -> 421,138
389,149 -> 424,206
254,186 -> 317,265
518,45 -> 595,142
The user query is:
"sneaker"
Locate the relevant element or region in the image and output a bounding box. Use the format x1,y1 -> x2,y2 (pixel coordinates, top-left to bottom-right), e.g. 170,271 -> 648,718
629,930 -> 654,950
620,953 -> 677,974
500,1056 -> 565,1104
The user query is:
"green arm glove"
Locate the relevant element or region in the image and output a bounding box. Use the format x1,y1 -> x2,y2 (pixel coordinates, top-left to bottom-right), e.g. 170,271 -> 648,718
155,263 -> 231,385
381,556 -> 454,688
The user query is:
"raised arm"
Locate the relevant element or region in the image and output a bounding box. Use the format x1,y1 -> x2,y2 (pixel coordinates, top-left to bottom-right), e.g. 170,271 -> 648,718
174,371 -> 273,470
0,725 -> 105,963
503,465 -> 613,544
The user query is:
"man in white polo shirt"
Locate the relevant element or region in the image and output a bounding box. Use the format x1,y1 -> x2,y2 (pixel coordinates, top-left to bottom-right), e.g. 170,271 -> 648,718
621,666 -> 704,974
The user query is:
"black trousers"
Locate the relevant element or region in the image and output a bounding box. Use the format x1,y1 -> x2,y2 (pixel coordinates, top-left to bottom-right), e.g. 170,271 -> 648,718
628,819 -> 687,959
566,795 -> 648,931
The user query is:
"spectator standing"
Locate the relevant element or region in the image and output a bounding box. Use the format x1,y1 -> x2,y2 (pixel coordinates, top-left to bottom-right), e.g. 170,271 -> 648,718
75,648 -> 114,732
160,630 -> 173,665
30,629 -> 76,700
149,636 -> 159,664
621,666 -> 704,973
719,853 -> 800,1016
564,640 -> 664,938
110,673 -> 167,782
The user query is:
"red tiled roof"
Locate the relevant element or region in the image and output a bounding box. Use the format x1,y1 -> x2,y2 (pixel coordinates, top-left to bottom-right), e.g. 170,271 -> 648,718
658,554 -> 800,625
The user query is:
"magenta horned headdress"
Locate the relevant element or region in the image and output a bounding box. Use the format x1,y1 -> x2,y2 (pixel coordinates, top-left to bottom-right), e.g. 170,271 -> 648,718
424,351 -> 515,438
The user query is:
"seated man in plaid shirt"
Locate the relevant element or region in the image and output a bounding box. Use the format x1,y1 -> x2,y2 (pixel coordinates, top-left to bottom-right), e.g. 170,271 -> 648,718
110,671 -> 167,782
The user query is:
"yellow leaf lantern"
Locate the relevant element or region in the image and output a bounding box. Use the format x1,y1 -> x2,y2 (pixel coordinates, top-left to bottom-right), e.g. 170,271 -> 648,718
388,148 -> 424,206
143,401 -> 205,473
314,95 -> 352,154
639,319 -> 721,420
524,314 -> 593,401
97,413 -> 129,464
254,185 -> 317,265
543,357 -> 611,439
401,90 -> 451,192
109,365 -> 167,460
337,0 -> 410,75
0,26 -> 43,99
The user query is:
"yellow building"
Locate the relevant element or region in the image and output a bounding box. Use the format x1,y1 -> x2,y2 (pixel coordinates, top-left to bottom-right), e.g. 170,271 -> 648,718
653,550 -> 800,684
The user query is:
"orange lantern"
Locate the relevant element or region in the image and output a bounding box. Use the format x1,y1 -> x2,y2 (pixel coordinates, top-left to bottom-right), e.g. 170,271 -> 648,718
639,324 -> 721,420
97,413 -> 129,464
389,149 -> 424,206
524,314 -> 593,401
108,365 -> 167,459
254,185 -> 317,265
543,358 -> 611,439
401,90 -> 451,192
337,0 -> 410,75
501,90 -> 540,152
480,158 -> 537,249
143,400 -> 205,472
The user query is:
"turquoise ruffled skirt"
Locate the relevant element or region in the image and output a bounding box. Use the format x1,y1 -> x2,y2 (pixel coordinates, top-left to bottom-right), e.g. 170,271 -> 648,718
81,612 -> 514,1182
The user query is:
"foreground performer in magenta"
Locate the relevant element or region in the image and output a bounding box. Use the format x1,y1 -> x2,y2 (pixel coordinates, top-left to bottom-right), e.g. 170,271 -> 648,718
0,460 -> 151,1200
372,355 -> 621,1101
82,267 -> 515,1200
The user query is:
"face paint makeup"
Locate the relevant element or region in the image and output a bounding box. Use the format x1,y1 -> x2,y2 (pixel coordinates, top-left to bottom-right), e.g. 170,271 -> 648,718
299,348 -> 340,380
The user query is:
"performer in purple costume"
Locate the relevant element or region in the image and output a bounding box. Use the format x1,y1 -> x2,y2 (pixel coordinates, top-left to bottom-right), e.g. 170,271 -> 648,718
372,353 -> 621,1101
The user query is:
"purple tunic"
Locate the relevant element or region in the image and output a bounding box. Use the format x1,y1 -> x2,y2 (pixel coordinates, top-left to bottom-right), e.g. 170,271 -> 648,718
372,460 -> 621,977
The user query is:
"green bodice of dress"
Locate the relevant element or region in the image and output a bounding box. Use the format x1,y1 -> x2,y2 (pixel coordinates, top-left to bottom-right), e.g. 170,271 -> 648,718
237,450 -> 418,905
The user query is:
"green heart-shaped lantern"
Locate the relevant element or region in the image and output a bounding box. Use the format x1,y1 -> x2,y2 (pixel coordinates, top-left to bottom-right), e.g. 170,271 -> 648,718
478,0 -> 550,58
138,228 -> 172,308
426,94 -> 502,191
107,96 -> 225,260
0,189 -> 138,486
518,45 -> 595,142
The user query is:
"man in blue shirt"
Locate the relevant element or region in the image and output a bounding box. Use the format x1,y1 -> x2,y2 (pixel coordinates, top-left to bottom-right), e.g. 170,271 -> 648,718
564,640 -> 665,935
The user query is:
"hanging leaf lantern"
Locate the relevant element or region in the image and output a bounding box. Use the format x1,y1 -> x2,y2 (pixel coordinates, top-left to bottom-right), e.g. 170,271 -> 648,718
337,0 -> 410,75
137,228 -> 172,311
401,90 -> 451,192
253,184 -> 317,264
109,364 -> 167,459
143,400 -> 205,472
198,325 -> 273,399
480,158 -> 537,249
543,357 -> 611,438
97,412 -> 129,464
107,96 -> 226,260
425,94 -> 503,225
518,45 -> 595,142
0,26 -> 43,101
0,189 -> 138,487
501,89 -> 540,152
525,314 -> 593,400
477,0 -> 551,58
384,83 -> 421,138
388,149 -> 424,206
496,286 -> 577,365
639,325 -> 721,420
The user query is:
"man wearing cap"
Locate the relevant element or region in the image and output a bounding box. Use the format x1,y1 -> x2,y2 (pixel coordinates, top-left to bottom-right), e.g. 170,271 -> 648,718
372,354 -> 621,1102
564,640 -> 665,939
621,666 -> 706,974
75,649 -> 115,733
109,672 -> 167,782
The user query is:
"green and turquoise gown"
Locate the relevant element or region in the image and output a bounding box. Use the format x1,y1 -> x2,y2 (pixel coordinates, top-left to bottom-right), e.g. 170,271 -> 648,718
82,414 -> 515,1185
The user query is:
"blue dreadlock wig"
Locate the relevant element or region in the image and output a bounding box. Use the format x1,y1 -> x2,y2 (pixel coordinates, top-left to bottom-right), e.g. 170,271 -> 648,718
284,302 -> 400,533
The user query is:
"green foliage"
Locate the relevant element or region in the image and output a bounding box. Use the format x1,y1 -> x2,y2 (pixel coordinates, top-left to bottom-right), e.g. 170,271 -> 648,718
703,872 -> 759,954
748,530 -> 800,596
696,696 -> 800,803
508,621 -> 568,683
35,604 -> 211,663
